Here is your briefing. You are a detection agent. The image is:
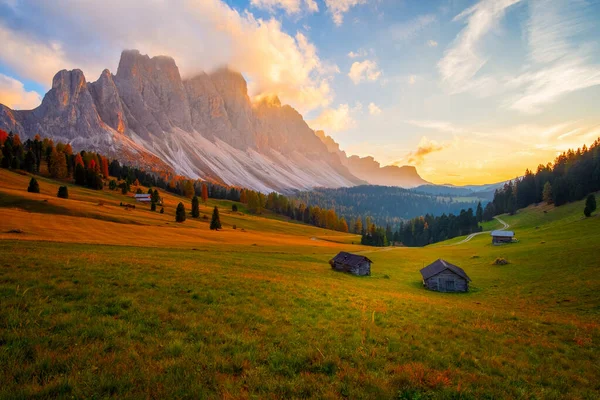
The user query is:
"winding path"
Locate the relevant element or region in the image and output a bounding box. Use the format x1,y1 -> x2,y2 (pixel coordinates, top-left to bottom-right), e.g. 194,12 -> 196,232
443,216 -> 509,246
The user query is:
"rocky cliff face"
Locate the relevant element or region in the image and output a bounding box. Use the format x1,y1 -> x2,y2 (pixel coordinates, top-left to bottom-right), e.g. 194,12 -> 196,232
315,130 -> 429,188
0,50 -> 364,193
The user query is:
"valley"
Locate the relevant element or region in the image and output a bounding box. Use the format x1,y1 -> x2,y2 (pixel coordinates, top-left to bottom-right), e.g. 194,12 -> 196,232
1,168 -> 598,398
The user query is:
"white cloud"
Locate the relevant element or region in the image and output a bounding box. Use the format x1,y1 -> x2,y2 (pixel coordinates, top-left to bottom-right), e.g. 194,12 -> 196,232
390,14 -> 437,41
0,74 -> 42,110
325,0 -> 367,26
348,60 -> 381,84
251,0 -> 318,15
0,0 -> 336,113
438,0 -> 522,94
407,75 -> 417,85
427,40 -> 438,47
308,103 -> 362,132
368,102 -> 382,115
347,49 -> 368,59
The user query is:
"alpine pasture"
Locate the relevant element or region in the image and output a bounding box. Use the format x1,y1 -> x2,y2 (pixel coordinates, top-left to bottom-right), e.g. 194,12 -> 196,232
0,168 -> 598,399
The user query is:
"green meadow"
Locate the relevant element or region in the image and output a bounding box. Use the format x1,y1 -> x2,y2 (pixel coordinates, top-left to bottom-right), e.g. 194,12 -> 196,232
0,169 -> 599,399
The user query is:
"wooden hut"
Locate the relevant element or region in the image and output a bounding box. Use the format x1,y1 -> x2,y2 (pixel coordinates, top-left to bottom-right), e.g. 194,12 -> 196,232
329,252 -> 372,276
420,259 -> 471,292
490,230 -> 515,245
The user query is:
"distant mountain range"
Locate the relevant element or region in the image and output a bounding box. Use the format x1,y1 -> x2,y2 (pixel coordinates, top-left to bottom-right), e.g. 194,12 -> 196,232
0,50 -> 428,192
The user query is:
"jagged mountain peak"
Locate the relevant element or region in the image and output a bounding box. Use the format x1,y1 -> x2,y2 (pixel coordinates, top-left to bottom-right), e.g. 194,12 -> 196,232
0,49 -> 364,193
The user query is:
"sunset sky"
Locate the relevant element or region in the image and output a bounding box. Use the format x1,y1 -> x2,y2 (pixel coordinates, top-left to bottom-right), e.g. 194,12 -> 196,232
1,0 -> 599,185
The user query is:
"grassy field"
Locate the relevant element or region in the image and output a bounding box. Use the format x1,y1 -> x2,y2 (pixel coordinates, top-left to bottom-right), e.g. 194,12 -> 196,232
0,169 -> 599,399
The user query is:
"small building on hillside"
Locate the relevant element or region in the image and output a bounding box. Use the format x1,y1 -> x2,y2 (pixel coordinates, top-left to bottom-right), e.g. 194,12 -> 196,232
134,193 -> 152,203
330,252 -> 372,276
490,230 -> 515,245
420,259 -> 471,292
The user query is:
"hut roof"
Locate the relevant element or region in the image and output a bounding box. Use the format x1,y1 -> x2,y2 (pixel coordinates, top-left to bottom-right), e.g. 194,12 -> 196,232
420,259 -> 471,281
330,252 -> 373,267
134,193 -> 152,198
490,230 -> 514,237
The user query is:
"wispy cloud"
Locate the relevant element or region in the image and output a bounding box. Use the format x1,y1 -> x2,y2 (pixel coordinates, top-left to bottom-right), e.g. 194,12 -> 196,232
368,102 -> 382,115
347,49 -> 368,59
405,136 -> 448,165
325,0 -> 367,26
427,40 -> 438,47
506,0 -> 600,113
438,0 -> 522,94
348,60 -> 382,84
390,14 -> 437,42
250,0 -> 319,15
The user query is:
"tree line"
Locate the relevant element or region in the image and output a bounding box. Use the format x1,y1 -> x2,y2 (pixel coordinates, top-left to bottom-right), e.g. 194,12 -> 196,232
490,138 -> 600,216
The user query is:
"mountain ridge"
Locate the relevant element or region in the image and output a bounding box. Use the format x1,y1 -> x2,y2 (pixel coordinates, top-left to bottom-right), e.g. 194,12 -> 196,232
0,49 -> 427,192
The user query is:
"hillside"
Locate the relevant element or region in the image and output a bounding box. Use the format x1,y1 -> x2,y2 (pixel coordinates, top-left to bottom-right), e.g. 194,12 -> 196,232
0,169 -> 599,398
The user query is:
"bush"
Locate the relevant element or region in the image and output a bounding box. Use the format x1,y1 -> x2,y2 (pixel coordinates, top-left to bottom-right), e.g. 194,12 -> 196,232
176,203 -> 186,222
232,204 -> 238,212
57,186 -> 69,199
493,258 -> 509,265
151,201 -> 156,212
232,225 -> 237,230
584,206 -> 591,218
160,207 -> 164,214
27,177 -> 40,193
136,188 -> 143,194
585,194 -> 596,215
109,179 -> 117,190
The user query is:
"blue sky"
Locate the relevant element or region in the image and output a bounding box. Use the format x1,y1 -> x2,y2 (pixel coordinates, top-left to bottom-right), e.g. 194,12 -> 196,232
1,0 -> 600,184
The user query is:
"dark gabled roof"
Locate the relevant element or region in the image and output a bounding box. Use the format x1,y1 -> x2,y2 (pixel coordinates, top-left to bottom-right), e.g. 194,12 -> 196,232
330,252 -> 373,267
420,259 -> 471,281
490,230 -> 514,237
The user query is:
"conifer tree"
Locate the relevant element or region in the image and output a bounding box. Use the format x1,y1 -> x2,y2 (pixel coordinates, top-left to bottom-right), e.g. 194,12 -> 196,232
27,177 -> 40,193
542,182 -> 553,204
476,202 -> 483,223
585,194 -> 596,217
210,206 -> 222,230
151,201 -> 156,212
176,202 -> 186,222
191,195 -> 200,218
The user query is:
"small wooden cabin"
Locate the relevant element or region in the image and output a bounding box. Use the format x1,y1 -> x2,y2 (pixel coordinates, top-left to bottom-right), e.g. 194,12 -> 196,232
491,230 -> 515,245
330,252 -> 372,276
420,259 -> 471,292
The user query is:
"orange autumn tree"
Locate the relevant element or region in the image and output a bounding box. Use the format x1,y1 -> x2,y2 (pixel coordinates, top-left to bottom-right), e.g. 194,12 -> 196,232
201,183 -> 209,203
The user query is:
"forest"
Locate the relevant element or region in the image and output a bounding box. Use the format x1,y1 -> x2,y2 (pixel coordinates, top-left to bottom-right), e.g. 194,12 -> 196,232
491,138 -> 600,216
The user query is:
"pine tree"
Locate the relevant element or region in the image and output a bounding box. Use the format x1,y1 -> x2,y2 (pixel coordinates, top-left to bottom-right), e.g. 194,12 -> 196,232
201,183 -> 209,203
75,164 -> 86,186
542,182 -> 553,204
151,201 -> 156,212
176,202 -> 186,222
191,196 -> 200,218
476,202 -> 483,223
210,206 -> 222,230
57,186 -> 69,199
27,177 -> 40,193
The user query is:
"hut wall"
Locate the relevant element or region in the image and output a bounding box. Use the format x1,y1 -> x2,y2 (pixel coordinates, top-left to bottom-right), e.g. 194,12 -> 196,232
331,261 -> 371,276
424,270 -> 468,292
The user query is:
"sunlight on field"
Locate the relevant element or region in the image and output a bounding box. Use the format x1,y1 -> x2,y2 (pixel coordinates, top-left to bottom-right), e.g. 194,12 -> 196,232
1,169 -> 599,398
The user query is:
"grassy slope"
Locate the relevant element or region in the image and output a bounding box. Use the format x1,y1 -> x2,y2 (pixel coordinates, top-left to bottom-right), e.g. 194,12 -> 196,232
0,169 -> 598,399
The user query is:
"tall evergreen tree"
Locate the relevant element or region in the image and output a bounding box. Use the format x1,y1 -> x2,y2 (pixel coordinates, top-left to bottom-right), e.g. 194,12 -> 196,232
476,202 -> 483,223
542,182 -> 553,204
585,194 -> 596,215
176,202 -> 186,222
191,195 -> 200,218
210,206 -> 222,230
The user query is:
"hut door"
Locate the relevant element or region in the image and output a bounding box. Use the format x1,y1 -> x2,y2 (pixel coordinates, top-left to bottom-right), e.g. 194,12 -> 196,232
446,280 -> 455,291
